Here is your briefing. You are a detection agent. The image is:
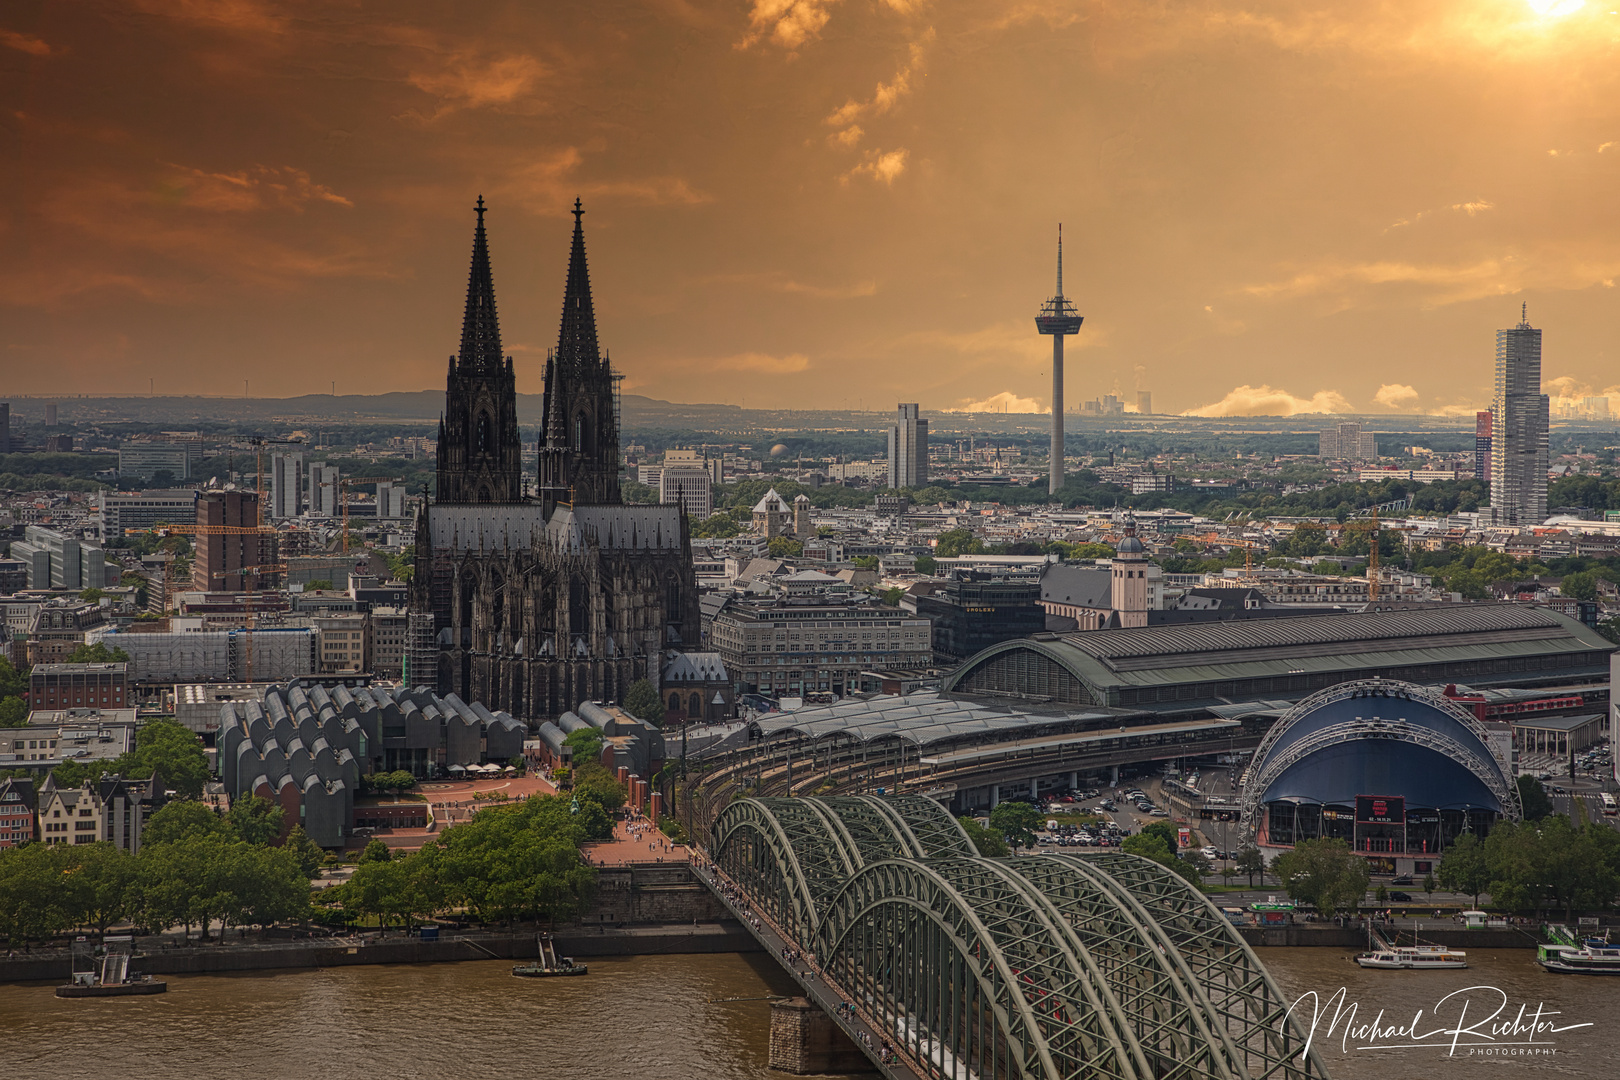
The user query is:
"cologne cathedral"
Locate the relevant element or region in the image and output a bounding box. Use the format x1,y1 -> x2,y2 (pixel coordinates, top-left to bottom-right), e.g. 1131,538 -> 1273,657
408,198 -> 699,722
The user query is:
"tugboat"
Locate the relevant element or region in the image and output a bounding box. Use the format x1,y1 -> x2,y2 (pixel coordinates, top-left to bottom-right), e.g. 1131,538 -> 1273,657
1539,925 -> 1620,975
1354,923 -> 1467,969
56,936 -> 167,997
512,933 -> 588,978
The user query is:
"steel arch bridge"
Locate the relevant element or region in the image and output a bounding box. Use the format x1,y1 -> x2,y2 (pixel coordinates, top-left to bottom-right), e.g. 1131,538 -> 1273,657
710,794 -> 1331,1080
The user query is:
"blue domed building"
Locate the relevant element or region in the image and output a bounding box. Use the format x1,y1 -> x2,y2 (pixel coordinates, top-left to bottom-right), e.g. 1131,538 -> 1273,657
1240,679 -> 1520,876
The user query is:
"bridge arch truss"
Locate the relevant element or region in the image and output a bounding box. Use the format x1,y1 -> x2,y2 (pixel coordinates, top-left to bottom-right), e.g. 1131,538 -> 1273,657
711,795 -> 1331,1080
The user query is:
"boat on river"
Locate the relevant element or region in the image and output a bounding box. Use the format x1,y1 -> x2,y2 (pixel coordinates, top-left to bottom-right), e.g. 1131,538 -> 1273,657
57,936 -> 167,998
513,933 -> 588,978
1539,926 -> 1620,975
1353,923 -> 1467,969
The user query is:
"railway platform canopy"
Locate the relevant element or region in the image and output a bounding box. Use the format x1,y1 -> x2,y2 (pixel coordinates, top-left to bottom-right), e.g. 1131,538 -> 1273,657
940,604 -> 1615,714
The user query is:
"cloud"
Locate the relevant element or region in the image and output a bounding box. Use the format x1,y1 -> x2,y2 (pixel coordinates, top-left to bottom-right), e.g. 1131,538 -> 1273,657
499,148 -> 710,212
161,164 -> 354,212
950,391 -> 1044,413
1,29 -> 53,56
738,0 -> 842,50
1184,385 -> 1355,417
825,32 -> 932,131
843,148 -> 909,185
1451,200 -> 1494,216
1373,383 -> 1419,409
1601,142 -> 1617,153
408,52 -> 547,114
829,125 -> 863,149
1242,258 -> 1514,306
710,352 -> 812,373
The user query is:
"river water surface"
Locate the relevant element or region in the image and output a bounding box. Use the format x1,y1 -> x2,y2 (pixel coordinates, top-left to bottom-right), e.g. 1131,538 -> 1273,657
3,948 -> 1615,1079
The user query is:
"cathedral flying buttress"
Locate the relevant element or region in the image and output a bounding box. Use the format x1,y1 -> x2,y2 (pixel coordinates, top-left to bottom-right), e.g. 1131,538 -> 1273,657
408,199 -> 699,724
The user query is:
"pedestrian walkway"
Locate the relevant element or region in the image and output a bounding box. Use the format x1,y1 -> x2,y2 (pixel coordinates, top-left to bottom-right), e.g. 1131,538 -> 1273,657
581,813 -> 691,867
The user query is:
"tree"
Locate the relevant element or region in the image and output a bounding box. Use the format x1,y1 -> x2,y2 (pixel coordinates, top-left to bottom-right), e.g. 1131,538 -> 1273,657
78,588 -> 105,603
61,844 -> 137,937
304,579 -> 335,592
1121,830 -> 1203,885
692,513 -> 741,539
283,826 -> 326,879
934,528 -> 985,559
571,762 -> 627,821
1235,846 -> 1266,888
1436,831 -> 1491,907
957,816 -> 1010,857
623,679 -> 665,725
226,796 -> 285,845
766,536 -> 804,559
1423,872 -> 1437,900
65,642 -> 131,664
144,800 -> 225,846
359,839 -> 393,865
852,555 -> 880,570
0,698 -> 25,728
1559,570 -> 1599,601
120,719 -> 209,800
563,726 -> 605,767
1270,838 -> 1369,916
913,556 -> 937,575
1516,775 -> 1554,821
988,801 -> 1042,849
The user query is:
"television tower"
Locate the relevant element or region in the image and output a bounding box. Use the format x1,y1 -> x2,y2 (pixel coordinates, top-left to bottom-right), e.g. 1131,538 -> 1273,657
1035,225 -> 1083,495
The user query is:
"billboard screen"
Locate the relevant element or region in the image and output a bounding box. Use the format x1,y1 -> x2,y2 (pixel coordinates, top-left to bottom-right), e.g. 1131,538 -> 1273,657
1355,795 -> 1405,824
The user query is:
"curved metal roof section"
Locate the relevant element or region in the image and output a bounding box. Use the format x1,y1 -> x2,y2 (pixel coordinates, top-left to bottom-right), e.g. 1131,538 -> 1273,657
753,688 -> 1113,747
1262,740 -> 1503,811
943,603 -> 1614,694
1259,681 -> 1496,767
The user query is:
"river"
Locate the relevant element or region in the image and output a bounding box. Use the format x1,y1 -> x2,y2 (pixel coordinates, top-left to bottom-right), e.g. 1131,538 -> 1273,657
3,949 -> 1615,1079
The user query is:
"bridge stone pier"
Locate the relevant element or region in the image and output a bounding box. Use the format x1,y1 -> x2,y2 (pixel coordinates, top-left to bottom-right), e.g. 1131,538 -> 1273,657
770,996 -> 874,1074
699,793 -> 1333,1080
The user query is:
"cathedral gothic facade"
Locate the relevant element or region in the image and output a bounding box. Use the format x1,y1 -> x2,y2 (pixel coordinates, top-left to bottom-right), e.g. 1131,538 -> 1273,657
409,198 -> 699,723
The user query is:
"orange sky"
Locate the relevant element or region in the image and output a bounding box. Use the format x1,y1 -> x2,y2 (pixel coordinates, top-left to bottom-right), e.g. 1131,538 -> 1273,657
2,1 -> 1617,415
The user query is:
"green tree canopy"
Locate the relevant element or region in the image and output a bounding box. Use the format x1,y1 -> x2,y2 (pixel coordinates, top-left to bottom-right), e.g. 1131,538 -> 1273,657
563,725 -> 605,766
988,801 -> 1043,849
65,642 -> 131,664
934,528 -> 985,559
913,556 -> 937,575
1516,775 -> 1554,821
956,816 -> 1010,857
1271,838 -> 1369,915
766,536 -> 804,559
623,679 -> 665,725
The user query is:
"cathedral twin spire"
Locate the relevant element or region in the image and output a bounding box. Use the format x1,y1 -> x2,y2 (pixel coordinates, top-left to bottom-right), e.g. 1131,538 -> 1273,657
434,196 -> 621,510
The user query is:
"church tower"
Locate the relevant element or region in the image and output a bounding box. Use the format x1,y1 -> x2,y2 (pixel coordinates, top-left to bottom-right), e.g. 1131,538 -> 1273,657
435,197 -> 523,504
1111,514 -> 1150,629
537,199 -> 624,516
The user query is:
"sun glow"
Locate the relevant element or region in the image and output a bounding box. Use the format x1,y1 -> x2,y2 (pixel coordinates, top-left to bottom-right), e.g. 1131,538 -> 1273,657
1526,0 -> 1587,18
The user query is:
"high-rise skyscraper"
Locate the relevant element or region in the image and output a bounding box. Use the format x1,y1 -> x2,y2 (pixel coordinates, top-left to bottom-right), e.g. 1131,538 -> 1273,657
1487,305 -> 1549,528
1136,391 -> 1152,415
1473,411 -> 1492,483
1318,422 -> 1378,462
887,404 -> 928,489
1034,227 -> 1083,494
270,451 -> 304,520
0,403 -> 10,454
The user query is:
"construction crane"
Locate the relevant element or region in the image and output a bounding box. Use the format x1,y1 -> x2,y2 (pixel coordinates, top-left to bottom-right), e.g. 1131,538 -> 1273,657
317,476 -> 405,554
126,522 -> 278,614
1340,508 -> 1417,602
210,562 -> 289,684
1196,531 -> 1263,573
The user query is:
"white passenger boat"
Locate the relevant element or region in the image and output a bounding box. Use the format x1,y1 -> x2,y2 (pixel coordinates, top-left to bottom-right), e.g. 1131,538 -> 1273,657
1354,945 -> 1468,969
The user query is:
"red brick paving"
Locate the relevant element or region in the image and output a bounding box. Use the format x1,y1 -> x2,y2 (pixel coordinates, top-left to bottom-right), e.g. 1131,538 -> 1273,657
581,811 -> 691,867
345,774 -> 558,853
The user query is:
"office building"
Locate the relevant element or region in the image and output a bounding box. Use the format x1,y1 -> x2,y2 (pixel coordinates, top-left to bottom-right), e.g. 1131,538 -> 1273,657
1137,391 -> 1152,415
193,491 -> 275,592
10,525 -> 113,591
44,402 -> 57,427
309,461 -> 339,517
901,572 -> 1044,666
660,450 -> 715,520
375,480 -> 407,520
1318,422 -> 1378,462
43,434 -> 72,452
1474,411 -> 1492,483
117,442 -> 192,482
270,451 -> 304,519
707,594 -> 932,699
0,402 -> 9,453
1488,306 -> 1549,528
887,403 -> 929,489
29,662 -> 129,711
95,489 -> 199,541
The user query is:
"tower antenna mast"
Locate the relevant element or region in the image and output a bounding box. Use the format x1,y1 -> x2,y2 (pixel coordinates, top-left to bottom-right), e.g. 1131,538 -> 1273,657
1034,224 -> 1084,496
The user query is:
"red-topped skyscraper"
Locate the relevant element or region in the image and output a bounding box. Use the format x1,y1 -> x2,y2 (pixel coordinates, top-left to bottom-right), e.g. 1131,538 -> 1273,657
1034,226 -> 1083,495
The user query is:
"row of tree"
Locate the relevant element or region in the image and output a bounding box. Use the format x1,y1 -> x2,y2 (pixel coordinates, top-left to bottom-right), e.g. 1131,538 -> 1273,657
0,797 -> 319,945
330,776 -> 621,929
1438,814 -> 1620,918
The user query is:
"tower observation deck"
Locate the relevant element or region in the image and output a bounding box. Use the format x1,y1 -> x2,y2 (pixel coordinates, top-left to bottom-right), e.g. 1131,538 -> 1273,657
1035,226 -> 1083,495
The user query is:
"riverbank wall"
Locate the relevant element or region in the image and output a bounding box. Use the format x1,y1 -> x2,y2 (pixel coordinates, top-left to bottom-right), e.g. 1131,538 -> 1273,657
0,862 -> 749,986
0,922 -> 762,984
1235,926 -> 1542,948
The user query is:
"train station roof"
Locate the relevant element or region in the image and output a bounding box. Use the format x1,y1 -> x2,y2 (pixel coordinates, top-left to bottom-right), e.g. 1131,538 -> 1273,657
753,692 -> 1118,748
